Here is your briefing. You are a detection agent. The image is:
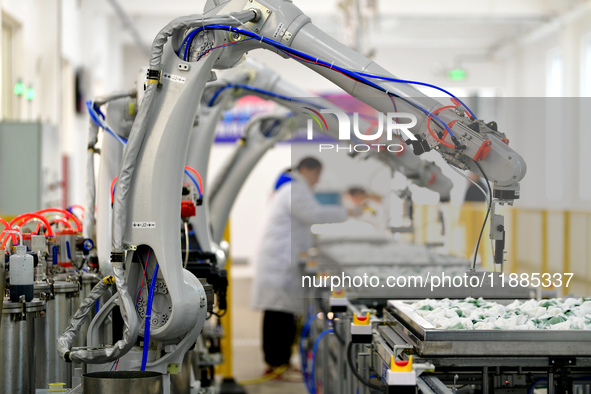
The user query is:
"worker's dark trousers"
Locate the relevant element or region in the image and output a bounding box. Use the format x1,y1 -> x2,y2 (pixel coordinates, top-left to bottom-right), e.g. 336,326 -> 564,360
263,310 -> 297,367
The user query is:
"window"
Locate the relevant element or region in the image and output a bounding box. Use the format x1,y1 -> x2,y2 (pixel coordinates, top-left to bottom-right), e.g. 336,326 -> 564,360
1,22 -> 12,120
545,48 -> 563,200
582,35 -> 591,96
546,48 -> 563,97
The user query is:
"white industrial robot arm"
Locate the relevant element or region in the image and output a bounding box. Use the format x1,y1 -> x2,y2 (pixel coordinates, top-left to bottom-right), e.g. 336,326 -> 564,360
201,62 -> 452,243
184,73 -> 253,257
85,91 -> 136,265
198,0 -> 526,268
214,58 -> 454,202
187,59 -> 453,247
208,112 -> 296,243
60,10 -> 259,370
68,0 -> 526,370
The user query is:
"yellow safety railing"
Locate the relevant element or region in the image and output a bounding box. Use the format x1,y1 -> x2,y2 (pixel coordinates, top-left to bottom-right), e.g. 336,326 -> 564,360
415,205 -> 591,297
216,221 -> 234,378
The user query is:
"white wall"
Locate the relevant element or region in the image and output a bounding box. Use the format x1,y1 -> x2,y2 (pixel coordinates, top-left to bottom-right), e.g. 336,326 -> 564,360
0,0 -> 126,208
502,6 -> 591,212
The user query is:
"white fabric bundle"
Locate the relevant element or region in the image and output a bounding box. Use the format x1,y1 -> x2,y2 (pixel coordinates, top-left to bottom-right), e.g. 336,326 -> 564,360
410,298 -> 591,330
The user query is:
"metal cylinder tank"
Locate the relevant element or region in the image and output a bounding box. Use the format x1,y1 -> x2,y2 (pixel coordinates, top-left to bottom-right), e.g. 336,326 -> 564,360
0,298 -> 46,394
171,351 -> 192,394
0,264 -> 5,326
82,371 -> 163,394
34,281 -> 79,388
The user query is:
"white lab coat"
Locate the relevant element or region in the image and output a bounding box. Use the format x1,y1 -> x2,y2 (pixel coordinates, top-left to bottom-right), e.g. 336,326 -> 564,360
251,173 -> 347,315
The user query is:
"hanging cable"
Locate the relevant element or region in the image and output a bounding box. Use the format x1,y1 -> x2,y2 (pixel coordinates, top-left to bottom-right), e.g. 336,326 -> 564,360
310,329 -> 334,394
448,166 -> 489,205
136,250 -> 150,308
207,83 -> 320,108
141,263 -> 159,371
86,101 -> 128,146
346,341 -> 384,391
471,161 -> 493,270
300,313 -> 319,393
327,317 -> 345,345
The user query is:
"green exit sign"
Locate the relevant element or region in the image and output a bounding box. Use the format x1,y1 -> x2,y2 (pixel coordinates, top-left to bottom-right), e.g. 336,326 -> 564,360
447,68 -> 467,81
14,82 -> 25,95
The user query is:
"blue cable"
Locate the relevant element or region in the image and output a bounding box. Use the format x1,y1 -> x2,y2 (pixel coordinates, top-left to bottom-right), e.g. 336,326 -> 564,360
141,263 -> 159,371
86,101 -> 128,146
207,83 -> 319,108
179,24 -> 458,140
262,119 -> 281,137
354,73 -> 477,119
528,379 -> 547,394
183,29 -> 199,61
184,170 -> 202,199
310,329 -> 334,394
300,313 -> 319,393
95,105 -> 106,120
207,84 -> 376,145
91,102 -> 203,199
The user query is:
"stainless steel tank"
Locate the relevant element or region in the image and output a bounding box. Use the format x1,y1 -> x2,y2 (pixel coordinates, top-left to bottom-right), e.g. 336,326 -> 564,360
0,262 -> 5,326
0,298 -> 46,394
34,280 -> 79,388
171,351 -> 192,394
82,371 -> 163,394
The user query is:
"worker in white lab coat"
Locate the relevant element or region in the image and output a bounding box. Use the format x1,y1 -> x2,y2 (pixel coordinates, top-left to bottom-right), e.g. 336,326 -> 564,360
251,157 -> 347,373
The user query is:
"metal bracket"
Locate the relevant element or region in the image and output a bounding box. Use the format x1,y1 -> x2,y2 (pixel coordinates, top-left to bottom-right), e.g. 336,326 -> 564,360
167,363 -> 180,374
242,0 -> 272,33
549,357 -> 576,367
19,296 -> 27,321
393,343 -> 412,358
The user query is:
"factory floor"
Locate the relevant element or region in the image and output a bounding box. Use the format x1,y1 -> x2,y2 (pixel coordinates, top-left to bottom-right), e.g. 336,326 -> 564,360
230,265 -> 307,394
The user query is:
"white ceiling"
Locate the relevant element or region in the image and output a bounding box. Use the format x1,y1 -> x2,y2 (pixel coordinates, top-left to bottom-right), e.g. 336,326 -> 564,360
101,0 -> 567,18
100,0 -> 588,55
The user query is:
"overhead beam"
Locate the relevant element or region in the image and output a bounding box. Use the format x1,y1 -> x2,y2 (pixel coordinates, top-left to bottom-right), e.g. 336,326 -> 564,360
106,0 -> 151,57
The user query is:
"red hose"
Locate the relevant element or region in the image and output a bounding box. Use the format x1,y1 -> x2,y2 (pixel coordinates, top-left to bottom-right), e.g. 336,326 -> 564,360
69,204 -> 85,219
0,217 -> 17,246
10,213 -> 54,236
111,176 -> 118,205
50,217 -> 73,229
34,215 -> 74,234
426,105 -> 456,149
185,166 -> 203,194
1,213 -> 54,248
35,208 -> 82,232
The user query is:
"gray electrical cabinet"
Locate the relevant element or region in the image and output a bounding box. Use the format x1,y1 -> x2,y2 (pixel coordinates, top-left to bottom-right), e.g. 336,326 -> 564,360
0,122 -> 62,217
